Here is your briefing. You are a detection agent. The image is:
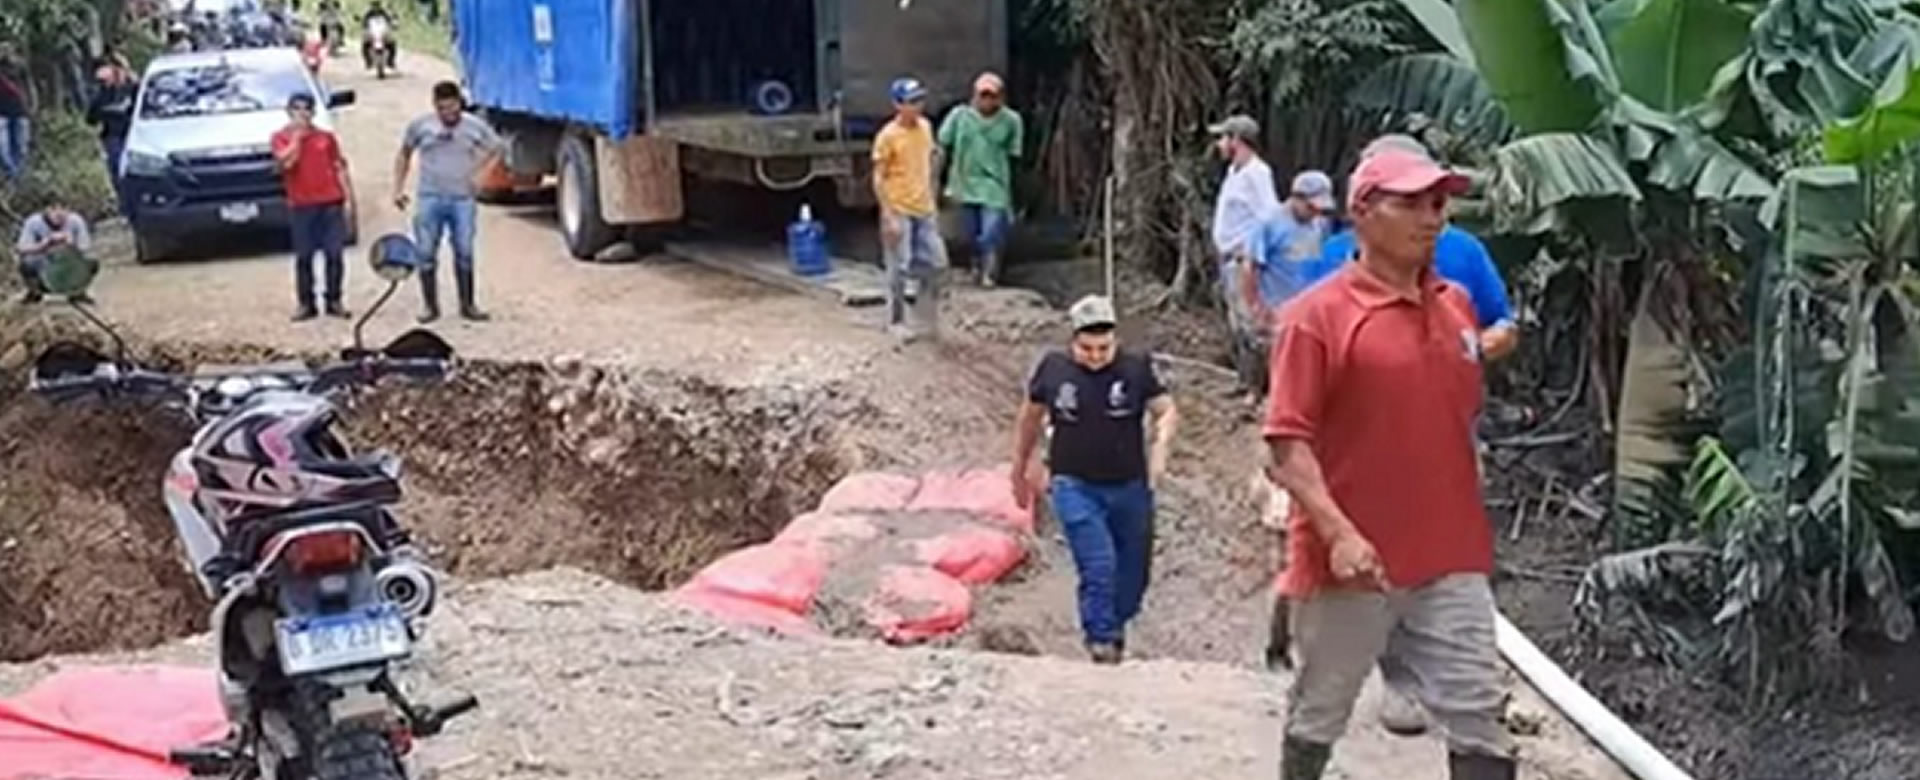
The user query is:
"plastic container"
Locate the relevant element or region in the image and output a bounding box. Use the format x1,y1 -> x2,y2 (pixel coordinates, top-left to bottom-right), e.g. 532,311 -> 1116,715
787,204 -> 830,277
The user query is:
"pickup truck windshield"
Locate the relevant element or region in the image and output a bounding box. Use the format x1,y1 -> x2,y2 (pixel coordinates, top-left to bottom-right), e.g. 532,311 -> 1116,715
139,63 -> 308,119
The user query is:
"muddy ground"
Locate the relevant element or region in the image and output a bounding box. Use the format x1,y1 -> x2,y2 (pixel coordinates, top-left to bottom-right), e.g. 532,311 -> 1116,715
0,48 -> 1909,780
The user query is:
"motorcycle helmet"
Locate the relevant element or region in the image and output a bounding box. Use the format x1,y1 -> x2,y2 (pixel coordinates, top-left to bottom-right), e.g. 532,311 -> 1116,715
190,392 -> 404,523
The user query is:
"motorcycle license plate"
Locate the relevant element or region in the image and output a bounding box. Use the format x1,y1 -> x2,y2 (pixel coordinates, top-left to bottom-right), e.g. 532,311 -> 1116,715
219,202 -> 259,223
274,604 -> 410,675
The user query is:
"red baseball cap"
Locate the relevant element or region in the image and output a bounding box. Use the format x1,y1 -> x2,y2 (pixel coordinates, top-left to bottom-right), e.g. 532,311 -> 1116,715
1346,150 -> 1470,211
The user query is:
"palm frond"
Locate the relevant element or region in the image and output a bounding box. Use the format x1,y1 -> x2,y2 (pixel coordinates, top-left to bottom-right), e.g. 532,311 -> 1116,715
1486,132 -> 1642,235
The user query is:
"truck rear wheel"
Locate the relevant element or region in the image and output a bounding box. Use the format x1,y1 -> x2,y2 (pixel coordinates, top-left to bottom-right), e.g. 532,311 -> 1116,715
556,133 -> 618,260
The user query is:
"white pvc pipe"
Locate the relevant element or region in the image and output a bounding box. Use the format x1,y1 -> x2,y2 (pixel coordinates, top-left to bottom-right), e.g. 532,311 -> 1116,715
1494,612 -> 1694,780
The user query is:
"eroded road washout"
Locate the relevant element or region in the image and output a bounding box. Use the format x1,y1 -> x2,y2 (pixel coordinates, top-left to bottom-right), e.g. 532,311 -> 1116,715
0,313 -> 854,661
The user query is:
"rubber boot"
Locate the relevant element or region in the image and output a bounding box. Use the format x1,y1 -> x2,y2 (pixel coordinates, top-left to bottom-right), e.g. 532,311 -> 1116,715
1448,752 -> 1517,780
456,268 -> 489,321
417,267 -> 440,324
1280,735 -> 1333,780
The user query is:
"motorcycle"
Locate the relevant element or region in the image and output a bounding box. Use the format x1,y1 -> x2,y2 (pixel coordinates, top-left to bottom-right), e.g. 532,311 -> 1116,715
26,236 -> 475,780
318,7 -> 346,57
364,17 -> 396,79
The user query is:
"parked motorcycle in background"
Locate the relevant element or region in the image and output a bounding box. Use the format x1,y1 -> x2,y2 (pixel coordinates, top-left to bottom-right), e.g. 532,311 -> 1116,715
26,235 -> 475,780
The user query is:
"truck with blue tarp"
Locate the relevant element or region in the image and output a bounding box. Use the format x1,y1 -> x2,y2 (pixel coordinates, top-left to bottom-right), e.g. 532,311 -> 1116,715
453,0 -> 1008,258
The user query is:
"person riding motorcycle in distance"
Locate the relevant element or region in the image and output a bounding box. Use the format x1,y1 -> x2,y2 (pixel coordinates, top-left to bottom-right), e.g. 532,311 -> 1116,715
360,0 -> 398,70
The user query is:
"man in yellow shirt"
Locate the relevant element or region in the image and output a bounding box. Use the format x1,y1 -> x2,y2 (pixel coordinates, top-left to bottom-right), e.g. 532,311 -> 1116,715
873,77 -> 944,341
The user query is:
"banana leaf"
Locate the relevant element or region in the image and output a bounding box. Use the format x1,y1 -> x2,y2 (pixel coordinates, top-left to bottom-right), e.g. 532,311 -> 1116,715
1605,0 -> 1756,113
1487,132 -> 1641,234
1346,53 -> 1518,146
1393,0 -> 1478,64
1456,0 -> 1613,133
1825,53 -> 1920,163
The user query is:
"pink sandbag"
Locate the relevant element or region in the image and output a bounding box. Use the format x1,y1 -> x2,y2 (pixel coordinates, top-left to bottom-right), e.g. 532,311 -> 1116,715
775,512 -> 880,548
906,466 -> 1034,533
672,588 -> 822,637
817,472 -> 920,513
679,542 -> 827,616
915,525 -> 1026,585
863,565 -> 974,643
0,664 -> 228,780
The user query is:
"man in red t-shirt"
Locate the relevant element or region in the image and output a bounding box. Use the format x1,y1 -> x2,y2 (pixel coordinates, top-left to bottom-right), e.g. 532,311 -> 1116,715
271,93 -> 352,321
1263,150 -> 1513,780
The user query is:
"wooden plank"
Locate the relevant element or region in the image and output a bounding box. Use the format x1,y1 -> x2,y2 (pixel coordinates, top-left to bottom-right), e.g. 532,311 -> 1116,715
666,242 -> 914,307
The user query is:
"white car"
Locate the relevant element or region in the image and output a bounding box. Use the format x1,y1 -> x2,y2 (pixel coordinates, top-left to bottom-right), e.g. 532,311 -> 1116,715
120,48 -> 357,263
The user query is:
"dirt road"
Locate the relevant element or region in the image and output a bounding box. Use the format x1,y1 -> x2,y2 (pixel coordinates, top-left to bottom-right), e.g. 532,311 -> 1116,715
0,570 -> 1630,780
1,51 -> 1637,779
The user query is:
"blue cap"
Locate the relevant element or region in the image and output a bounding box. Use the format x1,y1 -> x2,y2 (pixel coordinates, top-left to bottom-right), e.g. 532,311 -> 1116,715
889,77 -> 928,104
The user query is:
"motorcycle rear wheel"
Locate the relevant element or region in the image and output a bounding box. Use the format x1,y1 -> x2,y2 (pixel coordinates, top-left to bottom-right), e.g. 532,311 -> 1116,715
312,727 -> 406,780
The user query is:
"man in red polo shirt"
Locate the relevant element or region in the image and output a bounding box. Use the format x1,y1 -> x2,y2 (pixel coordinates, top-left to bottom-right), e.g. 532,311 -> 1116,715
1264,149 -> 1513,780
271,93 -> 352,322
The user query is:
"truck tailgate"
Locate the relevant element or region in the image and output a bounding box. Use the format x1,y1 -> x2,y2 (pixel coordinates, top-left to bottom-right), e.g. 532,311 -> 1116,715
456,0 -> 640,136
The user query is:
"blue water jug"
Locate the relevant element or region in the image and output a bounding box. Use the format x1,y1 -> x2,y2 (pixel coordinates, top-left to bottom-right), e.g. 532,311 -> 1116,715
788,204 -> 830,277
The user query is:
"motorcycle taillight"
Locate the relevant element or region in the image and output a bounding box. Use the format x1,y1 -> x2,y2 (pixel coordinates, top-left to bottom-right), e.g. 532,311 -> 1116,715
284,530 -> 364,574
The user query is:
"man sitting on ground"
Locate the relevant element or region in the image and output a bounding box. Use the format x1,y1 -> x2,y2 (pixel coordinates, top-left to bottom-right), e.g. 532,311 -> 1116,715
14,197 -> 93,304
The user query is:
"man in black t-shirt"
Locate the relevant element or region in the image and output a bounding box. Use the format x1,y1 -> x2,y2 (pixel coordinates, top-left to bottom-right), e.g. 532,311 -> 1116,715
1010,295 -> 1179,664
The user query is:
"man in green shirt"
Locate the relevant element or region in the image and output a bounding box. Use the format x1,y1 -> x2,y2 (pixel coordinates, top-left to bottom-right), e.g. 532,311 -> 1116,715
938,72 -> 1024,287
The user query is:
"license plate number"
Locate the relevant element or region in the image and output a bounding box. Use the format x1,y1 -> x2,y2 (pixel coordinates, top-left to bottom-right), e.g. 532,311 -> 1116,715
275,605 -> 411,675
220,202 -> 260,223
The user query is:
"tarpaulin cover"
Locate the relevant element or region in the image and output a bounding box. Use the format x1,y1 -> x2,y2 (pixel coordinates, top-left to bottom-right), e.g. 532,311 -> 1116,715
816,472 -> 920,514
863,566 -> 973,644
916,526 -> 1026,585
775,512 -> 880,548
680,465 -> 1033,642
678,542 -> 826,616
0,664 -> 226,779
907,467 -> 1035,533
454,0 -> 640,137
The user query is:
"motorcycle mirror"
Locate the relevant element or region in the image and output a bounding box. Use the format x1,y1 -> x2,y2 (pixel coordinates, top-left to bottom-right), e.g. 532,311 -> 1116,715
382,329 -> 454,361
351,233 -> 423,352
368,232 -> 420,282
36,246 -> 98,298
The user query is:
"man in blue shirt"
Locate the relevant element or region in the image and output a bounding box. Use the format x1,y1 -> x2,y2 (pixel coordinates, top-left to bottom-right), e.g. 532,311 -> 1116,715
1310,135 -> 1519,361
1228,170 -> 1337,393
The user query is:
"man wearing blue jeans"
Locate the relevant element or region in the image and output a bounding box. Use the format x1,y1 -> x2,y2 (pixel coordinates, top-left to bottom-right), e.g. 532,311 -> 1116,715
1011,295 -> 1179,664
392,81 -> 502,322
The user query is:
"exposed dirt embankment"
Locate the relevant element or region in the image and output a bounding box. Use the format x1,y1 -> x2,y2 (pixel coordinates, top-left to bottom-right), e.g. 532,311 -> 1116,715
0,311 -> 853,661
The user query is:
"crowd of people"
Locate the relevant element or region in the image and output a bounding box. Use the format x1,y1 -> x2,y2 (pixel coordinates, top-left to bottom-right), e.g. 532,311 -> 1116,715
884,81 -> 1518,776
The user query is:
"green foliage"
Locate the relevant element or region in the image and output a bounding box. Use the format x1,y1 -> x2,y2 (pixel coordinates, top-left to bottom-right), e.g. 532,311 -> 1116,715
1223,0 -> 1409,106
2,110 -> 116,222
1606,0 -> 1756,113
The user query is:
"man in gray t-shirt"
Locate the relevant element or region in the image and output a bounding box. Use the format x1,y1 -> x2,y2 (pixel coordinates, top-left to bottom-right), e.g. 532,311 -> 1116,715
392,80 -> 502,322
14,198 -> 92,303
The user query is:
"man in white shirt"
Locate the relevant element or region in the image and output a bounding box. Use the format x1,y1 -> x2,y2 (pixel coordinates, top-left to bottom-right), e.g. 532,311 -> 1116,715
1209,114 -> 1282,396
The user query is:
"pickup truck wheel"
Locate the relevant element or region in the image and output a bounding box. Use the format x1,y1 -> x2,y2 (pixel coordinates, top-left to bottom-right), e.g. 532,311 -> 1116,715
557,133 -> 617,260
133,230 -> 169,264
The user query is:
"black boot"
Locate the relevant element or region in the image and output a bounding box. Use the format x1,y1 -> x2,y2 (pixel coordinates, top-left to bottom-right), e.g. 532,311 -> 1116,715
417,268 -> 440,324
1448,752 -> 1517,780
1281,736 -> 1332,780
456,269 -> 489,321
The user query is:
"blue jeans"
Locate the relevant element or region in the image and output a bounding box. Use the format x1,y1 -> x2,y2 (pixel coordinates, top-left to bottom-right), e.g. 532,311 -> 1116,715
1050,475 -> 1155,645
962,203 -> 1009,280
101,135 -> 133,218
413,193 -> 477,272
0,116 -> 29,179
882,213 -> 942,328
289,203 -> 347,306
